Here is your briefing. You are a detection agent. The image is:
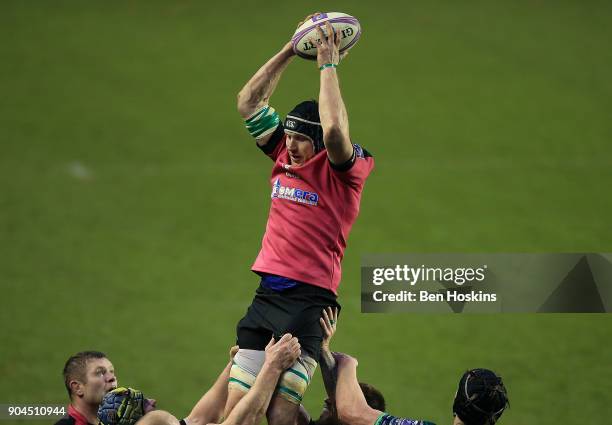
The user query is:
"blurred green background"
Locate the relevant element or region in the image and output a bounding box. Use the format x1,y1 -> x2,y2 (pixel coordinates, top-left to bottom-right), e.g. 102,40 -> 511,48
1,1 -> 611,424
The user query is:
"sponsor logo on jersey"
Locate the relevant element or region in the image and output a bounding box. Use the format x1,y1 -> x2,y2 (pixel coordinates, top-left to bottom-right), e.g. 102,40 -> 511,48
271,178 -> 319,206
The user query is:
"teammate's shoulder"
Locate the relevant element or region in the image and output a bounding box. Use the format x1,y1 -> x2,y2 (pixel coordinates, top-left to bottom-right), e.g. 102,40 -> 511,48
376,413 -> 435,425
53,416 -> 76,425
53,414 -> 99,425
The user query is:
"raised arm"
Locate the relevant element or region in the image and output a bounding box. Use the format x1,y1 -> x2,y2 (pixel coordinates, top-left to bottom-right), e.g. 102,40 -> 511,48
319,307 -> 339,403
221,334 -> 301,425
237,41 -> 294,147
237,41 -> 294,119
314,22 -> 353,165
185,346 -> 239,425
334,353 -> 382,425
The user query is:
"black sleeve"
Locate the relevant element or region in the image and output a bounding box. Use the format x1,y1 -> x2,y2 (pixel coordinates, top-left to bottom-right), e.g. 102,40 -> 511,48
328,143 -> 373,172
257,124 -> 285,155
328,146 -> 357,171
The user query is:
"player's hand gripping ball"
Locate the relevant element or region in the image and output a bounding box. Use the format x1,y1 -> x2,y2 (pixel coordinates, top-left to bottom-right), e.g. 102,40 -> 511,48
98,387 -> 146,425
292,12 -> 361,60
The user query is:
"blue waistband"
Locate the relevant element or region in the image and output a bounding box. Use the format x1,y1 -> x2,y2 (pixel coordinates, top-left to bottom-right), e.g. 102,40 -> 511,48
260,274 -> 301,291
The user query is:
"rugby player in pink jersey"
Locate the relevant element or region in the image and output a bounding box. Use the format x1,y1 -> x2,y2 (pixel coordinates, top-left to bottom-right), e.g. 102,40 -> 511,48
225,17 -> 375,425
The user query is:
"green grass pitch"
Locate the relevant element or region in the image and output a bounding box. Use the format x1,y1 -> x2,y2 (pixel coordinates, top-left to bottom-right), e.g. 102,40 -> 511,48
1,1 -> 611,424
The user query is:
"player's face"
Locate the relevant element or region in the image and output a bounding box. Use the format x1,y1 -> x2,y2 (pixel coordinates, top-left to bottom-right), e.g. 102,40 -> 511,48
81,358 -> 118,404
286,133 -> 315,165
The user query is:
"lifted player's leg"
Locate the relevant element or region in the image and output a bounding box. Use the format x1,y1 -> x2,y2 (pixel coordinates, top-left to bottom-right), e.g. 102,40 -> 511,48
223,348 -> 261,418
266,355 -> 317,425
227,349 -> 317,425
267,396 -> 299,425
228,275 -> 339,423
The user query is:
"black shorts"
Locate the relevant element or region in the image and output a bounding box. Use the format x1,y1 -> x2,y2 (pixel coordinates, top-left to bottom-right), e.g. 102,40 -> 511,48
236,282 -> 341,360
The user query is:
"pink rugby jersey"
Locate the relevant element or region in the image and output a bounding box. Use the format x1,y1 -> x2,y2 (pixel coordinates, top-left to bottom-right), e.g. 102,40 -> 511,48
251,131 -> 374,295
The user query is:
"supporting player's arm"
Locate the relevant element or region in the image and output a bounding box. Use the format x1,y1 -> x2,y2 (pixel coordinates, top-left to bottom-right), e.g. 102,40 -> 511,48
335,353 -> 435,425
334,353 -> 382,425
221,334 -> 301,425
319,307 -> 339,403
314,22 -> 353,166
294,307 -> 340,425
184,346 -> 239,424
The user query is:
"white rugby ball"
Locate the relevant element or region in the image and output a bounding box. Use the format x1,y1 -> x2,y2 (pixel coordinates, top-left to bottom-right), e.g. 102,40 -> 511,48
291,12 -> 361,60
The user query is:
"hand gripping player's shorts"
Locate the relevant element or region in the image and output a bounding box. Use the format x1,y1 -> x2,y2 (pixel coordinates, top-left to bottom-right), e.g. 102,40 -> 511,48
230,348 -> 317,405
236,282 -> 340,362
375,413 -> 436,425
231,282 -> 340,404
